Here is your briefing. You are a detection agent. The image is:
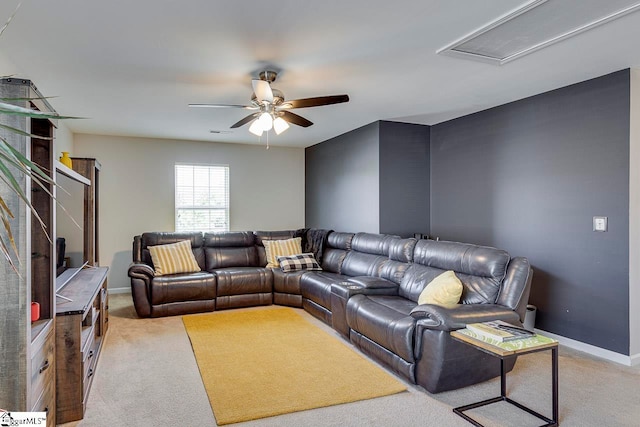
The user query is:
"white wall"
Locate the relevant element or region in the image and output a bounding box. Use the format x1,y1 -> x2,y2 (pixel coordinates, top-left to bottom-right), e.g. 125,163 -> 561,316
55,122 -> 74,157
73,134 -> 305,289
630,68 -> 640,362
0,50 -> 20,75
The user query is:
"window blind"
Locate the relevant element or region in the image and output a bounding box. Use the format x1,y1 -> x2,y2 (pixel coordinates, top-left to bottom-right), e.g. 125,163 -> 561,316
175,164 -> 229,232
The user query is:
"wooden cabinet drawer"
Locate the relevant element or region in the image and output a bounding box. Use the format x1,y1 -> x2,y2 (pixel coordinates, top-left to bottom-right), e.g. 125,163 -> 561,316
101,287 -> 109,334
31,378 -> 55,427
81,326 -> 95,378
30,326 -> 54,405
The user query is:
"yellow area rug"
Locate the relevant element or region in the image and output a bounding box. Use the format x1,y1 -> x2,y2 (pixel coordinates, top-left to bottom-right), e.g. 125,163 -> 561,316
182,307 -> 406,425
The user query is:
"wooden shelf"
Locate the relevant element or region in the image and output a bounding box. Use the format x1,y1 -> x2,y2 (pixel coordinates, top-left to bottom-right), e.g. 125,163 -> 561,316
55,161 -> 90,186
31,319 -> 52,344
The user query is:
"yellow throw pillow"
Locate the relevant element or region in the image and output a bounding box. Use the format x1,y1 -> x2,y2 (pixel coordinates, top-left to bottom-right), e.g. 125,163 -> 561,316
263,237 -> 302,268
148,240 -> 201,276
418,270 -> 463,306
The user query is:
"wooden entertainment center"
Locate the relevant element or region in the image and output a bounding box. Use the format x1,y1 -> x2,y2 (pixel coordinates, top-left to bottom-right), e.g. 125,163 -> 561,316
55,158 -> 107,424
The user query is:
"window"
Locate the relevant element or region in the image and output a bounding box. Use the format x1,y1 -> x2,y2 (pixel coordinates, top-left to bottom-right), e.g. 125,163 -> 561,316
175,164 -> 229,232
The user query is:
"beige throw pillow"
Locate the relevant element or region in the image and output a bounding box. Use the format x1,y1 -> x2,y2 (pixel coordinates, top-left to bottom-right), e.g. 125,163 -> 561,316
418,270 -> 463,306
148,239 -> 201,276
263,237 -> 302,268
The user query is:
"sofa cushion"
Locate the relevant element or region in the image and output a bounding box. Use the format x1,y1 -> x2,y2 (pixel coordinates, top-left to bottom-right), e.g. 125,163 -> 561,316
411,239 -> 510,304
351,232 -> 399,255
214,267 -> 273,296
327,231 -> 354,250
254,230 -> 299,266
346,294 -> 418,363
277,253 -> 322,272
300,271 -> 350,309
205,231 -> 255,247
204,232 -> 259,270
148,240 -> 201,276
205,246 -> 258,270
389,238 -> 417,263
272,268 -> 306,295
140,232 -> 205,270
150,271 -> 215,304
340,233 -> 400,277
263,237 -> 302,268
417,270 -> 462,306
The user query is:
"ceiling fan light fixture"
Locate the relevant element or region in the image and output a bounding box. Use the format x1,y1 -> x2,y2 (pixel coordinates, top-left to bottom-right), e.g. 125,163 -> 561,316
249,120 -> 264,136
259,112 -> 273,131
273,117 -> 290,135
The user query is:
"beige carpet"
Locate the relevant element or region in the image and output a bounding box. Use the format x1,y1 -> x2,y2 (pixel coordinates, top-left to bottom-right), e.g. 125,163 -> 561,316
65,295 -> 640,427
182,307 -> 406,425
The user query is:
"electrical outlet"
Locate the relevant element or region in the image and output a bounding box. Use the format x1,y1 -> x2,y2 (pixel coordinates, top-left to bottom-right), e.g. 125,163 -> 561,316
593,216 -> 608,232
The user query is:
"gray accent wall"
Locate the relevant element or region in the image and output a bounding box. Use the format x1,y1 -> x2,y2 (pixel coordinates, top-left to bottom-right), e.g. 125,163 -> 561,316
305,121 -> 430,236
379,121 -> 430,237
430,70 -> 630,354
305,122 -> 380,233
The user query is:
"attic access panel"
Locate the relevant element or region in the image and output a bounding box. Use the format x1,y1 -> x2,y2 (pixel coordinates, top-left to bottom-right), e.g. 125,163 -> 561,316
438,0 -> 640,64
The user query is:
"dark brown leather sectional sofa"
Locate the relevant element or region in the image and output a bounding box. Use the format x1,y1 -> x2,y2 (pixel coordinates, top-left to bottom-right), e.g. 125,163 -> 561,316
128,229 -> 532,393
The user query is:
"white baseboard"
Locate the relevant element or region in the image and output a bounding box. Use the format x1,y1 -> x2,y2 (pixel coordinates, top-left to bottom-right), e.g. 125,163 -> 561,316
536,328 -> 638,366
108,287 -> 131,295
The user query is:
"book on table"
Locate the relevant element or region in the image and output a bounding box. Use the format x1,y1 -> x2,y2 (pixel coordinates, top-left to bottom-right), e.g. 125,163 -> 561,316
465,320 -> 535,342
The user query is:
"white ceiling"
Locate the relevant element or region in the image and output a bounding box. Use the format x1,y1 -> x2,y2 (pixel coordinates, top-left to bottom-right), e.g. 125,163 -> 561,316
1,0 -> 639,148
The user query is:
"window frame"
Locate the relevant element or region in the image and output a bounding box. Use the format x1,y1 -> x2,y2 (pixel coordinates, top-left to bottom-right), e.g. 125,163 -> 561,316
174,163 -> 230,232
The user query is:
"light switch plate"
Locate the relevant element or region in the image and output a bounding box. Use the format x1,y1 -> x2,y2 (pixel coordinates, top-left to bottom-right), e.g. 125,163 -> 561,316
593,216 -> 608,232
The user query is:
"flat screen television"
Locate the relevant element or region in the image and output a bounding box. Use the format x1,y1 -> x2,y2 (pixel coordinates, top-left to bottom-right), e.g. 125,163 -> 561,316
55,261 -> 88,294
55,165 -> 88,297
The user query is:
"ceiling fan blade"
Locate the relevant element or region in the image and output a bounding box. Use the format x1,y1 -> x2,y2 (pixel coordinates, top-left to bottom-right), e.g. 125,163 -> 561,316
252,79 -> 273,103
188,103 -> 257,109
280,94 -> 349,109
281,111 -> 313,128
230,112 -> 260,128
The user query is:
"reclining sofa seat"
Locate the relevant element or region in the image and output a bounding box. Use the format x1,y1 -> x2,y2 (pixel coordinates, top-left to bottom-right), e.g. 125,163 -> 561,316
129,232 -> 216,318
255,230 -> 304,307
300,232 -> 400,325
204,231 -> 273,309
299,231 -> 354,323
345,239 -> 533,393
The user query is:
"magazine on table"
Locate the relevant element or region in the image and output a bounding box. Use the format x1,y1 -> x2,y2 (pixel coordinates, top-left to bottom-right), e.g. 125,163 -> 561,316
465,320 -> 535,342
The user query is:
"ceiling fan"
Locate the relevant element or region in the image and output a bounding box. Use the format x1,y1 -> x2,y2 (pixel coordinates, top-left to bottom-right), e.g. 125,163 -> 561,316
189,70 -> 349,136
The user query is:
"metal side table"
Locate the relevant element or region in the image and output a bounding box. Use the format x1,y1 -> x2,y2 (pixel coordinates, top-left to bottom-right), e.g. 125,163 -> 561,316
450,329 -> 559,427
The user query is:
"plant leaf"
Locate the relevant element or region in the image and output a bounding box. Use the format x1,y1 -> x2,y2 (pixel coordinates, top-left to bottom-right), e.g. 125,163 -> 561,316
0,232 -> 20,275
0,195 -> 14,219
0,96 -> 57,102
0,199 -> 19,264
0,101 -> 83,120
0,137 -> 56,185
0,158 -> 48,235
0,122 -> 54,140
0,2 -> 20,39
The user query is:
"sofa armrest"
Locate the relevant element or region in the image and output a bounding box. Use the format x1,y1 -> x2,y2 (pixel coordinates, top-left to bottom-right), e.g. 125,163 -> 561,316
330,278 -> 398,338
128,262 -> 155,280
410,303 -> 520,332
128,263 -> 155,317
345,276 -> 399,294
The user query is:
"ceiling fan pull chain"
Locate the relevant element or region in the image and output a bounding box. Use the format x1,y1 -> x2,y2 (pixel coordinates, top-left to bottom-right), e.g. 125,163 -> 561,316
266,131 -> 269,150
